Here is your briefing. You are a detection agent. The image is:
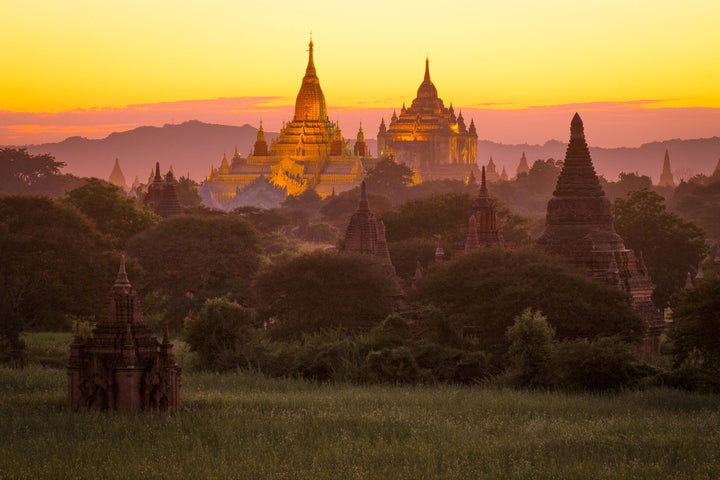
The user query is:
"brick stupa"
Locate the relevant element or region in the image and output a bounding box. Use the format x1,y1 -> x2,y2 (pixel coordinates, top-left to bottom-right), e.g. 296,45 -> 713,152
537,113 -> 664,354
465,166 -> 504,252
144,162 -> 184,217
68,256 -> 181,413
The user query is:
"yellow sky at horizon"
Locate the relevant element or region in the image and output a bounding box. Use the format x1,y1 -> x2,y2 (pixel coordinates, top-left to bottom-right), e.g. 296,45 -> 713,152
2,0 -> 719,114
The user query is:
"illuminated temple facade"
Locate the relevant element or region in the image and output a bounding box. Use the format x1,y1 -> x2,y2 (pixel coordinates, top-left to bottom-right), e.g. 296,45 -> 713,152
203,39 -> 377,205
376,58 -> 478,181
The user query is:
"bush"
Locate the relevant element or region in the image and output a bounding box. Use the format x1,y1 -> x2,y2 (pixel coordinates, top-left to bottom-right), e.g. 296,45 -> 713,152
549,336 -> 641,391
365,347 -> 425,383
505,308 -> 556,387
183,298 -> 257,370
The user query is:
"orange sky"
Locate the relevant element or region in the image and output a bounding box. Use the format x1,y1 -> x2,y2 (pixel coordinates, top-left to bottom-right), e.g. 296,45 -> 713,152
1,0 -> 719,146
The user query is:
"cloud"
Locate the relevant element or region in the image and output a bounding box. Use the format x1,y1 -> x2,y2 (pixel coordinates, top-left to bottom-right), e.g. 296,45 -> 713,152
2,98 -> 719,148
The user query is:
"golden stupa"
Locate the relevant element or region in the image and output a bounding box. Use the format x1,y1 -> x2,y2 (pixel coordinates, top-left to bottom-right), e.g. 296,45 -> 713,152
377,57 -> 478,181
204,38 -> 376,204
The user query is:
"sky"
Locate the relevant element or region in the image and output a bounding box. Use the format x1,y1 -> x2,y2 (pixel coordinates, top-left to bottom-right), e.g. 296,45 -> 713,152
2,0 -> 719,147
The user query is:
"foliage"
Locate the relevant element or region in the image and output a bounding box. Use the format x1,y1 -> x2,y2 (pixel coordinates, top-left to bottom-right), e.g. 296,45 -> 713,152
252,252 -> 395,337
302,222 -> 339,244
412,248 -> 644,354
601,172 -> 653,202
320,189 -> 393,229
613,189 -> 707,307
672,178 -> 720,242
383,193 -> 473,244
126,214 -> 262,330
174,176 -> 202,208
505,309 -> 556,386
388,237 -> 442,279
363,157 -> 415,199
549,336 -> 641,391
668,278 -> 720,372
65,178 -> 158,247
183,297 -> 257,370
232,206 -> 289,234
0,148 -> 66,193
0,196 -> 115,360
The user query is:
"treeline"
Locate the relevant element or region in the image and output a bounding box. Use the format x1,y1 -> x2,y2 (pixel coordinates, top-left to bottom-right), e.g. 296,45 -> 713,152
1,150 -> 718,392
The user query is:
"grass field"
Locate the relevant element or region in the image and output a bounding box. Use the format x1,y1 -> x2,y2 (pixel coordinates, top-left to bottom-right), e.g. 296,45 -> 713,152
1,334 -> 719,479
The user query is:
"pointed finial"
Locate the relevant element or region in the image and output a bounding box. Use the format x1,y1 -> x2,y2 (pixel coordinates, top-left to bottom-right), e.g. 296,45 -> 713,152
424,55 -> 430,82
570,112 -> 585,140
359,180 -> 369,210
480,166 -> 488,197
115,255 -> 131,288
154,161 -> 161,181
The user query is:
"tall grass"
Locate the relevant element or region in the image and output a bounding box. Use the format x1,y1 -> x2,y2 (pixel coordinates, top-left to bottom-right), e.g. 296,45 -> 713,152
3,333 -> 719,478
2,362 -> 719,479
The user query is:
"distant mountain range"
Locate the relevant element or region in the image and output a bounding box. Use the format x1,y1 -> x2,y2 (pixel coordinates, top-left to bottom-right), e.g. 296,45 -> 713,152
23,120 -> 720,184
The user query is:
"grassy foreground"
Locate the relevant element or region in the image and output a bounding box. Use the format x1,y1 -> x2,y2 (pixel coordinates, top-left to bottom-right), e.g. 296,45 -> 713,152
1,363 -> 719,480
3,333 -> 720,479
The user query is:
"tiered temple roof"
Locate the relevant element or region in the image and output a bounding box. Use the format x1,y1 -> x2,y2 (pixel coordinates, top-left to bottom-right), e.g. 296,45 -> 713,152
376,58 -> 478,182
537,113 -> 664,354
516,152 -> 530,177
203,38 -> 375,206
68,257 -> 180,413
144,162 -> 183,217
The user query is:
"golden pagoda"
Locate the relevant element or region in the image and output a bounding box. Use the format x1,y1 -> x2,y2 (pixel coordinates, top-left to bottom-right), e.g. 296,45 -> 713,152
376,57 -> 478,181
204,38 -> 376,205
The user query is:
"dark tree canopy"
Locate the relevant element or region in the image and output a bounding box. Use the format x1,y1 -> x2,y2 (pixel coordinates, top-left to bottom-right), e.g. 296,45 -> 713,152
668,278 -> 720,370
672,178 -> 720,243
126,214 -> 262,329
65,178 -> 158,247
613,189 -> 707,307
0,196 -> 115,357
602,172 -> 654,202
363,158 -> 416,199
252,252 -> 395,337
412,248 -> 644,353
0,148 -> 66,192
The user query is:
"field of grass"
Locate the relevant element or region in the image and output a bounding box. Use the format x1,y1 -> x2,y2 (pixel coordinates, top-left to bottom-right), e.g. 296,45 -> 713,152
2,334 -> 719,479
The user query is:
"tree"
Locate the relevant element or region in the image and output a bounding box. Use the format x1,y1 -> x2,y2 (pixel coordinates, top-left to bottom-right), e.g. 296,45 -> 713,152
363,158 -> 416,200
601,172 -> 653,202
183,297 -> 257,370
505,308 -> 556,386
65,179 -> 158,247
668,278 -> 720,371
126,214 -> 262,329
0,196 -> 115,360
252,252 -> 395,337
412,248 -> 644,353
174,176 -> 202,209
672,178 -> 720,243
0,148 -> 66,193
613,189 -> 707,307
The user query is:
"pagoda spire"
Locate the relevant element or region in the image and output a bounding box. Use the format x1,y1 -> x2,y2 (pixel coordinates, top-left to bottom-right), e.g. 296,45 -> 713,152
658,149 -> 675,187
305,34 -> 317,78
423,55 -> 431,83
154,162 -> 162,182
552,113 -> 604,197
358,180 -> 369,211
479,165 -> 488,198
114,255 -> 131,290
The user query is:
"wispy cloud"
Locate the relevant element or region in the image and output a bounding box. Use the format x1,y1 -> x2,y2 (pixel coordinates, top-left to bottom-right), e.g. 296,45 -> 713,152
2,97 -> 719,148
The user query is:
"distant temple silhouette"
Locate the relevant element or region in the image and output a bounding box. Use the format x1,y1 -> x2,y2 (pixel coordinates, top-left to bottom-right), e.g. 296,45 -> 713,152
144,162 -> 183,217
537,113 -> 664,354
657,149 -> 675,187
465,166 -> 505,252
376,57 -> 478,182
203,37 -> 379,206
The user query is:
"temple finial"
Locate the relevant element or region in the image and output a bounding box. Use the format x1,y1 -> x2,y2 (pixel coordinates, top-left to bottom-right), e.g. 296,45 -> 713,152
480,166 -> 488,197
115,254 -> 131,289
359,180 -> 369,211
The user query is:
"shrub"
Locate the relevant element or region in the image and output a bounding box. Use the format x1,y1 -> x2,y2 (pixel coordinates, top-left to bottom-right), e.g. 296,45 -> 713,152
183,298 -> 256,370
549,336 -> 640,391
505,308 -> 556,387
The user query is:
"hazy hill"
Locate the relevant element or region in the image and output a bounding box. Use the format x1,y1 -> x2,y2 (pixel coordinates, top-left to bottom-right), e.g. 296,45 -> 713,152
27,121 -> 278,184
23,120 -> 720,184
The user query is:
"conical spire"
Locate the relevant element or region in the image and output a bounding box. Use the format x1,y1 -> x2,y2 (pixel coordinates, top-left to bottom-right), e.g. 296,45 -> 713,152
658,149 -> 675,187
517,151 -> 530,176
358,181 -> 369,211
424,55 -> 431,83
154,162 -> 162,182
479,166 -> 488,197
305,35 -> 317,78
416,56 -> 438,99
552,113 -> 604,197
114,255 -> 131,289
108,158 -> 128,192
